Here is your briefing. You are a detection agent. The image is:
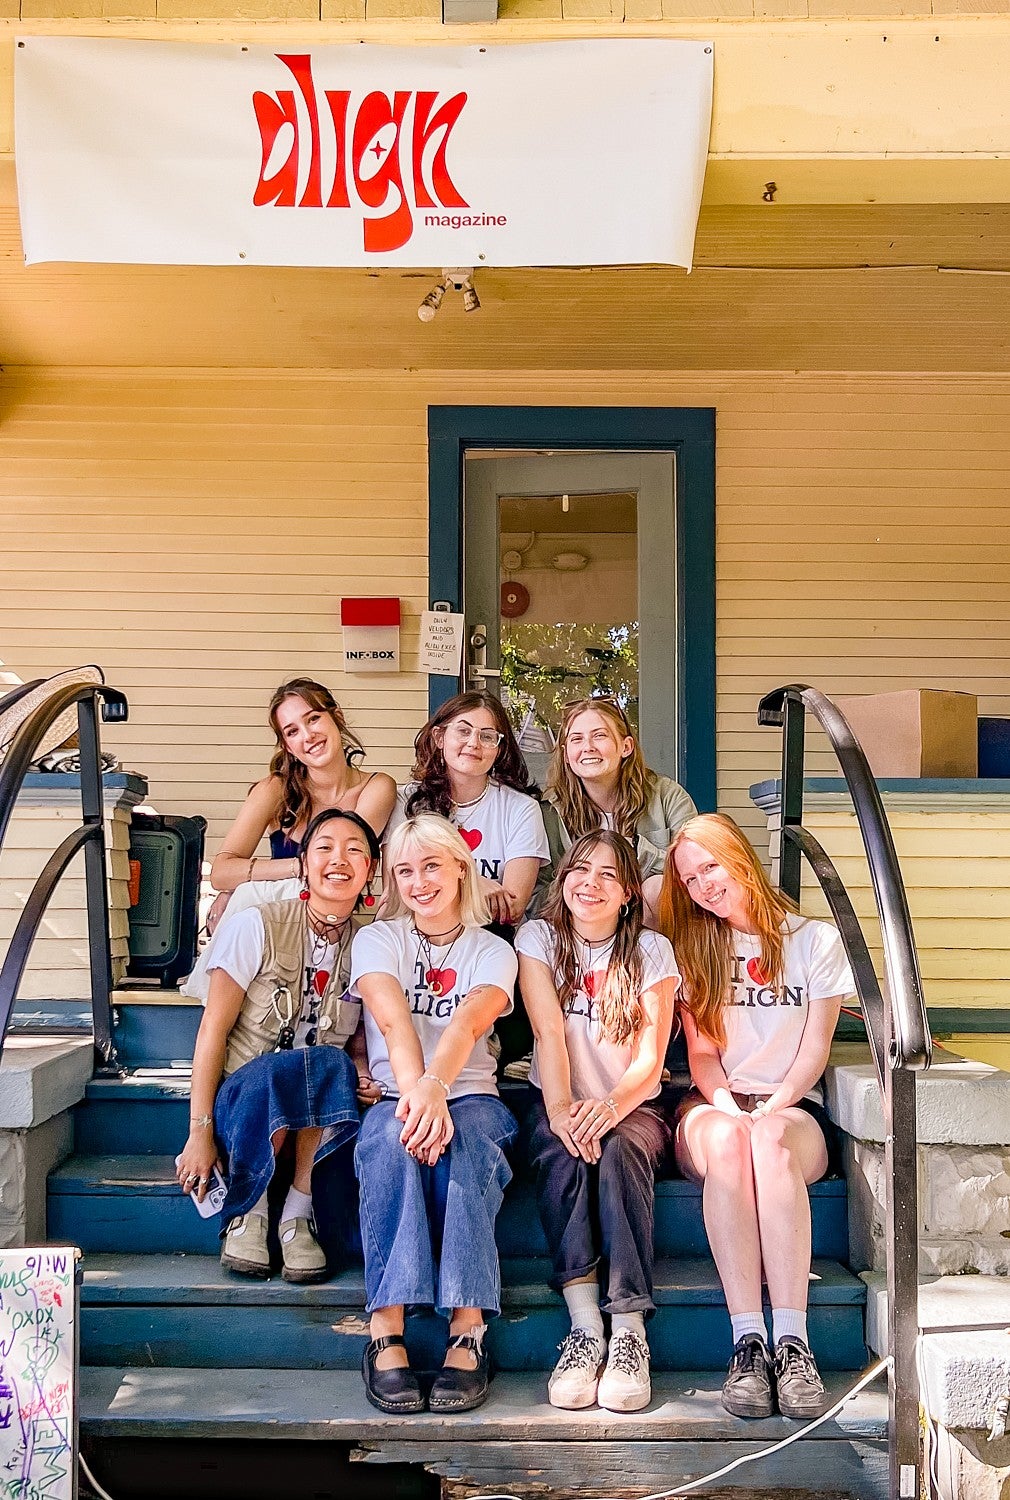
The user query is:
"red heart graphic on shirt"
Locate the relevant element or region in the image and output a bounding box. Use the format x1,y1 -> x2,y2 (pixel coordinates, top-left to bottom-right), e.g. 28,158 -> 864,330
313,969 -> 330,997
459,827 -> 482,852
746,957 -> 770,986
426,967 -> 457,996
583,971 -> 606,1000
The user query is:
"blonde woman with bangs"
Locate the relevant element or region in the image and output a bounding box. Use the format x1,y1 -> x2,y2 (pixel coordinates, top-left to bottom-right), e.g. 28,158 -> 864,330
545,698 -> 696,883
348,814 -> 519,1416
517,831 -> 680,1414
656,814 -> 854,1425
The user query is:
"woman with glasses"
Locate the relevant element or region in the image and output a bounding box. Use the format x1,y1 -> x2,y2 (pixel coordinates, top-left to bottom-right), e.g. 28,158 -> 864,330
545,699 -> 696,887
176,809 -> 382,1283
385,692 -> 549,926
351,814 -> 518,1415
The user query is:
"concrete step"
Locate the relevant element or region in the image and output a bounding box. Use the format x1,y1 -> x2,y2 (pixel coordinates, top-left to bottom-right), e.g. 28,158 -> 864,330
76,1251 -> 867,1373
49,1152 -> 850,1262
80,1365 -> 889,1498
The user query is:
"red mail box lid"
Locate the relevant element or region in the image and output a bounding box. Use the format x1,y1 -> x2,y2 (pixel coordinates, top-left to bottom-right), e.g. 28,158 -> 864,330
340,598 -> 401,627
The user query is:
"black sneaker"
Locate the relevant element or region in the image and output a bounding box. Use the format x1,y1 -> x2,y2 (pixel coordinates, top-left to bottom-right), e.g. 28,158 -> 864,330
721,1334 -> 774,1418
774,1336 -> 828,1419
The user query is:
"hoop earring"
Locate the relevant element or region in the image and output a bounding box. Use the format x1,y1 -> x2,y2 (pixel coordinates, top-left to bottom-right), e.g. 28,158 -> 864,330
619,902 -> 630,919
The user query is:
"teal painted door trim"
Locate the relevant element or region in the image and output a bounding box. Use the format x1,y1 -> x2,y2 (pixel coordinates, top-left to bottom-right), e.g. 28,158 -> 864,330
427,405 -> 717,813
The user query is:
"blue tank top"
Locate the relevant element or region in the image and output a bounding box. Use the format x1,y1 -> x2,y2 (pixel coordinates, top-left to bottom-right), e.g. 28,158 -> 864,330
269,828 -> 301,861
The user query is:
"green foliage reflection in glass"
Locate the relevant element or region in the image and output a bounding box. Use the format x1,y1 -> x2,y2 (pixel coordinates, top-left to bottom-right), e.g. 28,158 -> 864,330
500,622 -> 639,740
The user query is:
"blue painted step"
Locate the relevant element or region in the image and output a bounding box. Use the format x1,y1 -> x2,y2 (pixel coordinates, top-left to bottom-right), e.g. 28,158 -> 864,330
77,1252 -> 867,1374
49,1155 -> 850,1262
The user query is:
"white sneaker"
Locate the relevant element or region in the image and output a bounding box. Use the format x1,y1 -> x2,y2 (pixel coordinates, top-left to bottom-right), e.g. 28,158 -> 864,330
597,1328 -> 651,1412
547,1327 -> 607,1410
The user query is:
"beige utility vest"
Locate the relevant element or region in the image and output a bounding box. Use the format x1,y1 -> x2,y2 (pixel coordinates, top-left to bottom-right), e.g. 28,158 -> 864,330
223,899 -> 363,1077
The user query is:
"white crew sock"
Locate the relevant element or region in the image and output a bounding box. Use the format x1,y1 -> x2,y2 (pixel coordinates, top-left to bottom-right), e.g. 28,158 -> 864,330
281,1186 -> 314,1223
610,1311 -> 647,1342
562,1280 -> 605,1342
730,1311 -> 769,1346
772,1308 -> 808,1347
248,1189 -> 271,1219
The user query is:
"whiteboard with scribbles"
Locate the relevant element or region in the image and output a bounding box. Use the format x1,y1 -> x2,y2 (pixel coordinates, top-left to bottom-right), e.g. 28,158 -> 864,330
0,1247 -> 79,1500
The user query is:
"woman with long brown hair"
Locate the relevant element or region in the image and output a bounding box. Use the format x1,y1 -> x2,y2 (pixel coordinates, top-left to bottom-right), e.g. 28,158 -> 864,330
210,678 -> 395,898
384,691 -> 549,926
656,813 -> 853,1423
517,831 -> 680,1414
545,698 -> 695,882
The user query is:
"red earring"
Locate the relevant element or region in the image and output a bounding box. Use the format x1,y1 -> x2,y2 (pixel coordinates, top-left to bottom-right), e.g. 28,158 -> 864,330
298,888 -> 310,901
363,894 -> 376,908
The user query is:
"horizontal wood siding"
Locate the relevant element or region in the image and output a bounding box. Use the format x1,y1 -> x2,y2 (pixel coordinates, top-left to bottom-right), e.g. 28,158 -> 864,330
2,369 -> 1008,1014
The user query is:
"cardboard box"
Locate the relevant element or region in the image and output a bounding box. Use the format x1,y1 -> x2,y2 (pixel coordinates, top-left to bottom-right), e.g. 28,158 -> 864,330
834,690 -> 978,779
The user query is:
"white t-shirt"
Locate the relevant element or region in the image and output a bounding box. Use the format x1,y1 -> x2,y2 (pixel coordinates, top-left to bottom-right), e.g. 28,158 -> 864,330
386,781 -> 550,886
717,916 -> 855,1103
348,917 -> 518,1100
209,907 -> 355,1049
516,921 -> 680,1101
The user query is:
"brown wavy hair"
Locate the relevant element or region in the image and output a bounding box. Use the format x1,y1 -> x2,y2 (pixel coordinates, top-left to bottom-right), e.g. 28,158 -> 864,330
405,692 -> 535,819
657,813 -> 799,1048
268,679 -> 365,834
546,698 -> 656,842
540,831 -> 645,1047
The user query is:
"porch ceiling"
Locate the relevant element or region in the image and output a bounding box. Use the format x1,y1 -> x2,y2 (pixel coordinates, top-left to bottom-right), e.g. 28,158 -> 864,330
3,201 -> 1010,370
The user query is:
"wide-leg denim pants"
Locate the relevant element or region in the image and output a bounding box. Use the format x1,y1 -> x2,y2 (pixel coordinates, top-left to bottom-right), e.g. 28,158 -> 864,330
525,1091 -> 670,1315
355,1092 -> 517,1319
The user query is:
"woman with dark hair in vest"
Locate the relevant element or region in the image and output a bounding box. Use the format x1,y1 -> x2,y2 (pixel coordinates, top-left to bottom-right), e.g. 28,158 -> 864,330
176,808 -> 381,1282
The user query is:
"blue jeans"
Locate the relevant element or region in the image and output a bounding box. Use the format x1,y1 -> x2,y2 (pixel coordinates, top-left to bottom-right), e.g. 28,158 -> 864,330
354,1093 -> 517,1319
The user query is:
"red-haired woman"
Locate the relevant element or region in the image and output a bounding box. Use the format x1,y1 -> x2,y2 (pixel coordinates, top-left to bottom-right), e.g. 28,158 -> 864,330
384,692 -> 549,927
656,813 -> 853,1422
545,699 -> 695,884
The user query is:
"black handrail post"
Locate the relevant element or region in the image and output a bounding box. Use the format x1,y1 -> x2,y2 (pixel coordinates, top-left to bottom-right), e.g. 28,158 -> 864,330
887,1055 -> 921,1500
77,694 -> 116,1070
779,692 -> 805,903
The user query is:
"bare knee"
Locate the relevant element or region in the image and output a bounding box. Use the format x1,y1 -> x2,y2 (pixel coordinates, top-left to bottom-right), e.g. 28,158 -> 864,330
694,1115 -> 753,1182
749,1114 -> 801,1177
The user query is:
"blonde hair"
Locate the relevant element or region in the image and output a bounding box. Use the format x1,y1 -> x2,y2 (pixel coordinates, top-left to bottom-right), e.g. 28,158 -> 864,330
656,813 -> 799,1048
383,814 -> 491,928
546,699 -> 656,842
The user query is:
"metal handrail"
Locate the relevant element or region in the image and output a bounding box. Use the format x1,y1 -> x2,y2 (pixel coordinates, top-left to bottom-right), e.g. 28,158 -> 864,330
758,682 -> 931,1500
0,678 -> 128,1070
759,684 -> 931,1072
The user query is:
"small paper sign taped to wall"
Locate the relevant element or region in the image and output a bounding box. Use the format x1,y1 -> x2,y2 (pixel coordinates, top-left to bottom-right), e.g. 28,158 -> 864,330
418,610 -> 465,676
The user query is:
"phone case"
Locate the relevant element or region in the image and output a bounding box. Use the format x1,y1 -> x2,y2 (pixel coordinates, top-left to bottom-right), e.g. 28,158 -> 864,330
174,1157 -> 228,1218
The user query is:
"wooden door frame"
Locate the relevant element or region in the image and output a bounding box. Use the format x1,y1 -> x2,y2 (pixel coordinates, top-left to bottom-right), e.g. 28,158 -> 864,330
427,404 -> 716,813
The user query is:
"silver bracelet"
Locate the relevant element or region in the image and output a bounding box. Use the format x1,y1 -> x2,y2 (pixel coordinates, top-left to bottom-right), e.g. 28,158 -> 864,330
420,1072 -> 451,1095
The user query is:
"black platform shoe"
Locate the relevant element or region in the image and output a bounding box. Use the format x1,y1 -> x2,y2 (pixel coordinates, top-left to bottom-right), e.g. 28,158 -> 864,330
361,1334 -> 425,1414
428,1325 -> 491,1413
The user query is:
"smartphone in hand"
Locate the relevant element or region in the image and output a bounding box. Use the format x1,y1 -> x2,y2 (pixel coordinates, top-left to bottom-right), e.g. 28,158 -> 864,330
174,1156 -> 228,1218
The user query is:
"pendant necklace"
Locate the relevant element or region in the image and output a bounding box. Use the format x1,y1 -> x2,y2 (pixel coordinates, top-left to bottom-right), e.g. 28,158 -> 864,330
575,930 -> 616,996
414,921 -> 465,997
451,781 -> 489,834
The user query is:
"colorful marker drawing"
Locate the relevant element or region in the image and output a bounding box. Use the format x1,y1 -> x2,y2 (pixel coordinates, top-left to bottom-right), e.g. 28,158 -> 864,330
0,1249 -> 77,1500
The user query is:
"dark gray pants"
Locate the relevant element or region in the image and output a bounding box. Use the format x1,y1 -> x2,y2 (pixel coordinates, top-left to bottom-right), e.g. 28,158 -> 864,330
525,1091 -> 670,1315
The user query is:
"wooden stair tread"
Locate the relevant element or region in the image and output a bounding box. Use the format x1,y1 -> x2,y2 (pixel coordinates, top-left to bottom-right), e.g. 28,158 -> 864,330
80,1365 -> 887,1441
79,1251 -> 865,1307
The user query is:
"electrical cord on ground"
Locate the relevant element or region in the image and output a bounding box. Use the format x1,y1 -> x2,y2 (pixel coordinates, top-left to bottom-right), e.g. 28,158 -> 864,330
476,1355 -> 891,1500
79,1452 -> 117,1500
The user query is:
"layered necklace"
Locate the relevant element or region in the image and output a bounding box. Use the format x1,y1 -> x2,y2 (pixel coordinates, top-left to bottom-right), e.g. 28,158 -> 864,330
306,907 -> 352,973
450,780 -> 489,836
573,928 -> 617,998
414,920 -> 465,997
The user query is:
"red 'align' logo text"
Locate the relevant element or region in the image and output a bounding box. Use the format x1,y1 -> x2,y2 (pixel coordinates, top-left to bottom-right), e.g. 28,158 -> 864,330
253,55 -> 469,252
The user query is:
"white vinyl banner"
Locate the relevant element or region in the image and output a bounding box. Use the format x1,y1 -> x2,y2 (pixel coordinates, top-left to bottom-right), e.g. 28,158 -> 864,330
14,38 -> 712,269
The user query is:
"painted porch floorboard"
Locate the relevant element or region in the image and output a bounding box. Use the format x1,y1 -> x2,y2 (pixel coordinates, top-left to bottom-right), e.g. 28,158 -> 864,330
79,1253 -> 865,1309
79,1367 -> 888,1442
